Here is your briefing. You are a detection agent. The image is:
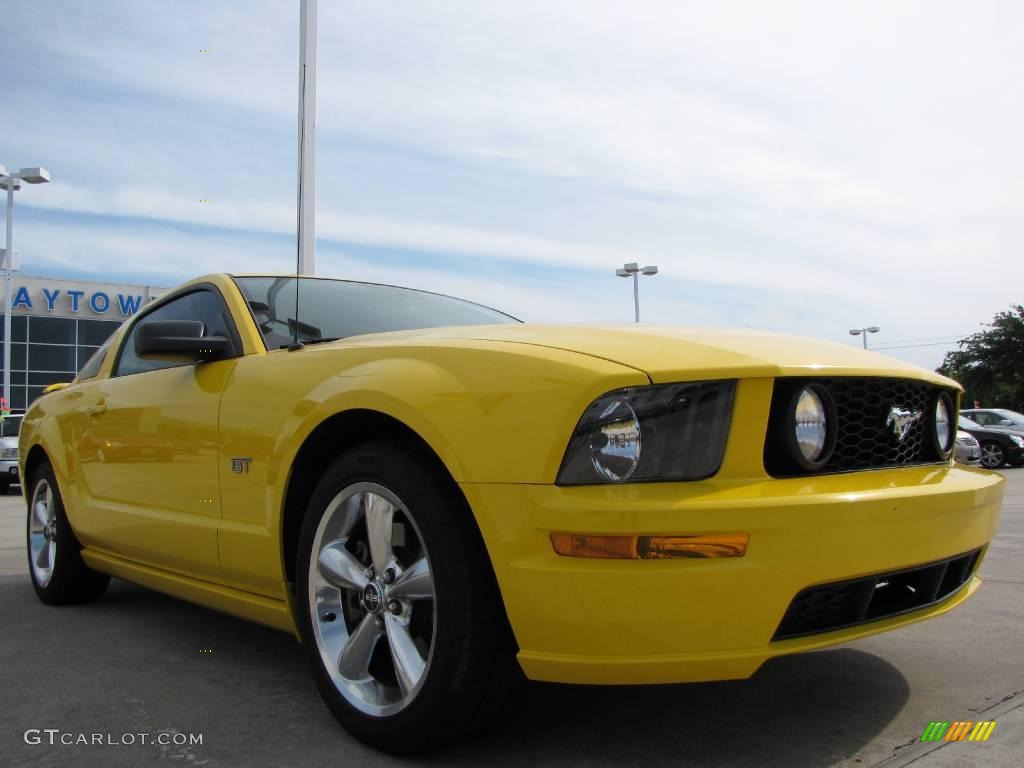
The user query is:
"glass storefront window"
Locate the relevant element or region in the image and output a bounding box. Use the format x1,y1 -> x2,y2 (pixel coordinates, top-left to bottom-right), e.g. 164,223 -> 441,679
77,345 -> 100,370
29,316 -> 77,344
9,343 -> 26,371
0,315 -> 27,342
78,319 -> 123,346
28,371 -> 74,386
27,344 -> 78,373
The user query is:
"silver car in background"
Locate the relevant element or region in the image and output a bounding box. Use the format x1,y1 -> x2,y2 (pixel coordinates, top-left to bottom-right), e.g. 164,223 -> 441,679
954,430 -> 981,464
0,414 -> 22,494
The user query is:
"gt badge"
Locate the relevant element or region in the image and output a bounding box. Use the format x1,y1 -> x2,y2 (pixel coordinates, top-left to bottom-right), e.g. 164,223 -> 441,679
231,457 -> 252,474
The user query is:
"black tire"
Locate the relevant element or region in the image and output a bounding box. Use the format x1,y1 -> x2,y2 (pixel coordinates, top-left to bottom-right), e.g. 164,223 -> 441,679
980,442 -> 1006,469
0,481 -> 9,495
296,440 -> 523,754
26,462 -> 110,604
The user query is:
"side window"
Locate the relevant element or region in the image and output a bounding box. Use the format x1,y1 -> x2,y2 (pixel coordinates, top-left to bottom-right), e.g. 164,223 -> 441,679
115,289 -> 238,377
973,412 -> 993,426
76,337 -> 114,380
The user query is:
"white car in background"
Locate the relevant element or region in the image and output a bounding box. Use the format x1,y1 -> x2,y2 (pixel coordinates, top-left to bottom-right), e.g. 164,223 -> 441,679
0,414 -> 23,494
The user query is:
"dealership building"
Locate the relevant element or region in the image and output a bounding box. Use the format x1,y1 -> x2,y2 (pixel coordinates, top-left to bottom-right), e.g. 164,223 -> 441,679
1,275 -> 168,412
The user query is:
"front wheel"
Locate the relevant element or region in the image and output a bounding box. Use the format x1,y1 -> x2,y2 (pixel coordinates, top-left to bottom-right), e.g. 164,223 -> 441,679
980,442 -> 1006,469
296,441 -> 522,754
27,462 -> 109,604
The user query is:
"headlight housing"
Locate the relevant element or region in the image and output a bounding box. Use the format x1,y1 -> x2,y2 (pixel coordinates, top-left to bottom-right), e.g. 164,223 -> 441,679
930,392 -> 955,458
771,383 -> 838,472
1010,435 -> 1024,449
556,380 -> 735,485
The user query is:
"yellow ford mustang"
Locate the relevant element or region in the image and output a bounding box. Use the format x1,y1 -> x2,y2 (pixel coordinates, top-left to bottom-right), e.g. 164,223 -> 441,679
20,274 -> 1003,752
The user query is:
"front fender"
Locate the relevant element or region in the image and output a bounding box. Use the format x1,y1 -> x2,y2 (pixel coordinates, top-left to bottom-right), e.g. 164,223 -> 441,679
215,341 -> 645,598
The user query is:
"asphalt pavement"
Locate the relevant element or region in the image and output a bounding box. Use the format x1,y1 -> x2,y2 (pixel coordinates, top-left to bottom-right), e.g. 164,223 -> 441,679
1,469 -> 1021,768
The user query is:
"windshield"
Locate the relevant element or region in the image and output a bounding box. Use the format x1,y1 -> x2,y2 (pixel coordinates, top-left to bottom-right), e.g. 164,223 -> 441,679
233,276 -> 520,349
959,416 -> 982,429
993,409 -> 1024,426
0,416 -> 23,438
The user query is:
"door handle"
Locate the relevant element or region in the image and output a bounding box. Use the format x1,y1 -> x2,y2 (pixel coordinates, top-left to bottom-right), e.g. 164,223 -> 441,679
84,401 -> 107,417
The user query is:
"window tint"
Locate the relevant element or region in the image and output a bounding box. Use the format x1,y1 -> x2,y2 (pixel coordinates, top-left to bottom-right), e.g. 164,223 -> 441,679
994,410 -> 1024,426
115,289 -> 237,377
234,276 -> 519,350
0,416 -> 22,438
77,338 -> 112,380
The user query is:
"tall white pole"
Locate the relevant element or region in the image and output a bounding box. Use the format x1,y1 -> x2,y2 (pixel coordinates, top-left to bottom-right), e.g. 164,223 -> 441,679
633,273 -> 640,322
297,0 -> 318,275
3,182 -> 14,409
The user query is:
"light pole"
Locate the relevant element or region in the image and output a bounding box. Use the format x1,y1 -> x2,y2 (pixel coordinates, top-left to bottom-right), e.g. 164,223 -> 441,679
616,262 -> 658,322
1,165 -> 51,411
296,0 -> 317,275
849,325 -> 880,349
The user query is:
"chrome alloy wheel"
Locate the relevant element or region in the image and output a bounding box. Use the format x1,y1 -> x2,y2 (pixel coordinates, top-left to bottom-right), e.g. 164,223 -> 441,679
308,482 -> 436,717
981,443 -> 1004,468
29,479 -> 57,587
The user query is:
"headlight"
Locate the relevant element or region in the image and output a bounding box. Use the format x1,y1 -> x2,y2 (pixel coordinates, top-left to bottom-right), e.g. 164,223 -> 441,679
556,380 -> 735,485
794,387 -> 829,464
775,383 -> 837,472
589,400 -> 641,481
1010,435 -> 1024,449
931,392 -> 955,457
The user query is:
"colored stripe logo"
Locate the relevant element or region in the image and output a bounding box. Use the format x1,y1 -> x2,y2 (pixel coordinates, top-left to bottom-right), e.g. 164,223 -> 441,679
920,721 -> 996,742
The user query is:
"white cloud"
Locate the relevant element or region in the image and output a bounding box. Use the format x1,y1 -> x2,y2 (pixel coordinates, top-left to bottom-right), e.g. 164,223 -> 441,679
5,0 -> 1023,373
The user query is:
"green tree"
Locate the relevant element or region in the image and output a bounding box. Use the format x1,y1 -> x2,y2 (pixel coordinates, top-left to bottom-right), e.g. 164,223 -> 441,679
939,305 -> 1024,410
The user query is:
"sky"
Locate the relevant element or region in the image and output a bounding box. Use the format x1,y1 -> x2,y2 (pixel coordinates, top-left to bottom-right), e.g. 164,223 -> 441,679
2,1 -> 1022,370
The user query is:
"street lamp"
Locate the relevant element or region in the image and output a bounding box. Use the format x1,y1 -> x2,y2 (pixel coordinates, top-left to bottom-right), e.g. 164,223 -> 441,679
849,325 -> 880,349
1,165 -> 52,411
616,262 -> 658,322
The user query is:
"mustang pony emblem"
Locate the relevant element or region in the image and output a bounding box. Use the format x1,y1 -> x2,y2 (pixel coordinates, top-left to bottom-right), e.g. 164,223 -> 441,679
886,406 -> 922,443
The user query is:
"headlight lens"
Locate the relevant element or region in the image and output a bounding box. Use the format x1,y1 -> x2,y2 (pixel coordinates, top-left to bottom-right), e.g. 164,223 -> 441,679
557,380 -> 735,485
794,387 -> 829,463
589,400 -> 641,481
933,393 -> 955,456
1010,435 -> 1024,449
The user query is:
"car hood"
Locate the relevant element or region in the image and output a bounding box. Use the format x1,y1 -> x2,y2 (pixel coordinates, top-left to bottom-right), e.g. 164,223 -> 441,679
339,324 -> 960,387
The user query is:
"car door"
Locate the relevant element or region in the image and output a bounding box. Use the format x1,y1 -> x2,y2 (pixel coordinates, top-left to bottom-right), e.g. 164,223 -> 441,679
75,287 -> 242,582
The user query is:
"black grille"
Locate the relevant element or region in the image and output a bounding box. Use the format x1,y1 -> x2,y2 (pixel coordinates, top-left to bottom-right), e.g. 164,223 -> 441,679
765,377 -> 955,476
772,549 -> 981,641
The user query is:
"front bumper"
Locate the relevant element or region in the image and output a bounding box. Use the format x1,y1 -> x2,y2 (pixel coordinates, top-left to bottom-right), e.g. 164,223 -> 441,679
463,464 -> 1003,684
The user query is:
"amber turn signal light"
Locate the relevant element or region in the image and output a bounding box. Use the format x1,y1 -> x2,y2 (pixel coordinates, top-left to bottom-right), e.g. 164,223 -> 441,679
550,532 -> 748,559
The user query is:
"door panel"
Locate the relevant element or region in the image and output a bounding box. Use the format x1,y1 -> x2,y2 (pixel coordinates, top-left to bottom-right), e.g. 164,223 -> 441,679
77,361 -> 235,580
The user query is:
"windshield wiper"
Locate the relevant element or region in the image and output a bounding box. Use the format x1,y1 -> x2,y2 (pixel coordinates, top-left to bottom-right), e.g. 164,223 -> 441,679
282,336 -> 342,350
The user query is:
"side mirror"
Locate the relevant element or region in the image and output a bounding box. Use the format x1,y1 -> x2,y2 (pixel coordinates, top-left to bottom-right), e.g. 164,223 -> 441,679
1000,419 -> 1013,425
135,320 -> 230,362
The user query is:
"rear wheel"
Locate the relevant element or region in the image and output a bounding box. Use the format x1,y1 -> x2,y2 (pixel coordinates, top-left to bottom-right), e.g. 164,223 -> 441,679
980,442 -> 1005,469
27,462 -> 109,604
296,440 -> 522,753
